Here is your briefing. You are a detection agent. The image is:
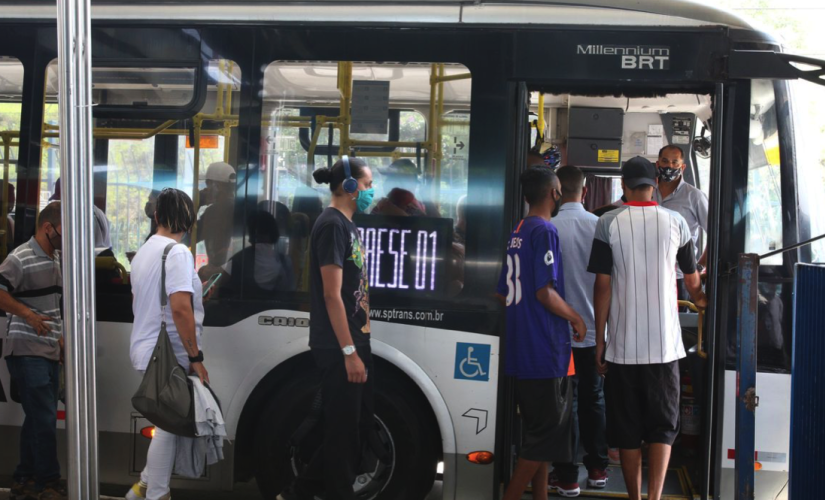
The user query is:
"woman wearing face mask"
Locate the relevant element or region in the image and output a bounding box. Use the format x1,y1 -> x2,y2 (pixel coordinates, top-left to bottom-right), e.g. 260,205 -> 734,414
280,156 -> 374,500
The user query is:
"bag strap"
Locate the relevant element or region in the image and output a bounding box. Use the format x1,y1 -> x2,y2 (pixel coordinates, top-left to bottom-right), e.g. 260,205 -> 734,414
160,242 -> 177,316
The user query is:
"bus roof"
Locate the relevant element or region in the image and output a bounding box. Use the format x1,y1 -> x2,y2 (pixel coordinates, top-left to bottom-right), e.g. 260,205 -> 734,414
1,0 -> 756,31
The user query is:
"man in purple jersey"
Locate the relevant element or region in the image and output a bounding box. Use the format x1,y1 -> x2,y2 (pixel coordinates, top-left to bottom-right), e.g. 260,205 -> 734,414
497,166 -> 587,500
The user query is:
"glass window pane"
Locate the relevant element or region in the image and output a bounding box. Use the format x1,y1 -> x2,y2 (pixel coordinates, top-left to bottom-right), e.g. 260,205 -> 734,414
46,59 -> 242,279
745,79 -> 783,265
262,61 -> 472,298
106,138 -> 155,268
0,56 -> 23,258
792,79 -> 825,263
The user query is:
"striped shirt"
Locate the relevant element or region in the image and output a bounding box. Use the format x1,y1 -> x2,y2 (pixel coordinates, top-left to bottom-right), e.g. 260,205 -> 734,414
0,238 -> 63,361
587,202 -> 696,365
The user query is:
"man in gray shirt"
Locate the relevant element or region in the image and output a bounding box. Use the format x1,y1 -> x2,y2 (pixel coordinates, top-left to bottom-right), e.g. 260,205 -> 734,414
549,166 -> 609,496
654,145 -> 709,299
0,202 -> 67,500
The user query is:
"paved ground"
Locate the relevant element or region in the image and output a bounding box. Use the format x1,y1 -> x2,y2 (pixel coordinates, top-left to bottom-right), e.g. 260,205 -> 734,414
0,481 -> 446,499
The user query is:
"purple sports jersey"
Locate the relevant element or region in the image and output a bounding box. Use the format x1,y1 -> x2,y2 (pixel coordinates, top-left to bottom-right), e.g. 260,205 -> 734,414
496,217 -> 571,379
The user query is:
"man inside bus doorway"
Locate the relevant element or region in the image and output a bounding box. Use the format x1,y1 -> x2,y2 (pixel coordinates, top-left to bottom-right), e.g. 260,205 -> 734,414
1,202 -> 68,500
496,166 -> 586,500
588,157 -> 707,500
549,166 -> 609,497
654,145 -> 709,298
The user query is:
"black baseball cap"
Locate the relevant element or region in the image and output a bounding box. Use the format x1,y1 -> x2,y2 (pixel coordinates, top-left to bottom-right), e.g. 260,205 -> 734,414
622,156 -> 658,189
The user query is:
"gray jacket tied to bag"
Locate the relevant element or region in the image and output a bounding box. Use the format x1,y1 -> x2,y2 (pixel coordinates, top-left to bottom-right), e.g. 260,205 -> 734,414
173,376 -> 227,478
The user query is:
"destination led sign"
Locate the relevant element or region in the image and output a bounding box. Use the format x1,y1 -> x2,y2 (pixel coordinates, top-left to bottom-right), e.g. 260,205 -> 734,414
354,214 -> 453,295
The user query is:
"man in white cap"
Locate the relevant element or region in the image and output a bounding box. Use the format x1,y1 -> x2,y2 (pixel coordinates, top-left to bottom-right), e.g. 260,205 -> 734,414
197,162 -> 236,279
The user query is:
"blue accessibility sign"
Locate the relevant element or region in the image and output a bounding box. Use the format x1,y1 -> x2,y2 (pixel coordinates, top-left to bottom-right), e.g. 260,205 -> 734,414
454,343 -> 491,382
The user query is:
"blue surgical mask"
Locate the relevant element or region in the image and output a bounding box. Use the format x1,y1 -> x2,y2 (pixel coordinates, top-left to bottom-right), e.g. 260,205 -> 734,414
355,188 -> 375,213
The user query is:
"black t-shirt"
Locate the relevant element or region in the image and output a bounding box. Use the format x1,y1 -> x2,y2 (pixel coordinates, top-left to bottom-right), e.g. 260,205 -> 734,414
309,207 -> 371,349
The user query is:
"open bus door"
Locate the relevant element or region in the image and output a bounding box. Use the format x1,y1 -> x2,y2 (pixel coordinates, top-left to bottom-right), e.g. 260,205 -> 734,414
706,50 -> 825,500
499,80 -> 530,496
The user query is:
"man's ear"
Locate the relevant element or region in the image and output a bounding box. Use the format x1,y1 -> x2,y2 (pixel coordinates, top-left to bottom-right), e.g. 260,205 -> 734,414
581,185 -> 589,202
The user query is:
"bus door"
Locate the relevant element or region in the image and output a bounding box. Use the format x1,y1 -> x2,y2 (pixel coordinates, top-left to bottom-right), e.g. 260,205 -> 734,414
711,51 -> 825,500
499,81 -> 530,491
502,76 -> 735,499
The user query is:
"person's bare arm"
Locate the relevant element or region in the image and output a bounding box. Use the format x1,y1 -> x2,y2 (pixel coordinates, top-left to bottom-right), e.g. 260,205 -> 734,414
593,273 -> 611,374
0,289 -> 52,336
683,271 -> 708,309
169,291 -> 209,384
320,264 -> 366,383
536,284 -> 586,342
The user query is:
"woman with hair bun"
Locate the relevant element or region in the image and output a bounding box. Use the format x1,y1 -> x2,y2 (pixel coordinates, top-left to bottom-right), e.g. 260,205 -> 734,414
282,156 -> 375,500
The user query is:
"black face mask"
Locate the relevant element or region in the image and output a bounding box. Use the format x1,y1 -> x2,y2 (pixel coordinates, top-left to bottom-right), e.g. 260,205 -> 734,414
551,191 -> 561,218
144,201 -> 155,219
48,226 -> 62,252
658,166 -> 682,183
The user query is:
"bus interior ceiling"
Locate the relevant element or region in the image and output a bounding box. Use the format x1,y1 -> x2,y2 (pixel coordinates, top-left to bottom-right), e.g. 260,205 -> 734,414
530,90 -> 713,189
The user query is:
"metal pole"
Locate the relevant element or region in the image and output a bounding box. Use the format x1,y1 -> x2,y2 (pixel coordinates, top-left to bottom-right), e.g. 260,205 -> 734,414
56,0 -> 99,499
735,253 -> 759,500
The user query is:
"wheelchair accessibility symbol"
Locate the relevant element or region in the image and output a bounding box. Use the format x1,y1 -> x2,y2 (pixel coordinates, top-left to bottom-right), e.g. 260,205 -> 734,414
454,343 -> 491,382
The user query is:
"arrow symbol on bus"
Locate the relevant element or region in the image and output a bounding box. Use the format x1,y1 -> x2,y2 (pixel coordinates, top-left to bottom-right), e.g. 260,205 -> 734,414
462,408 -> 488,434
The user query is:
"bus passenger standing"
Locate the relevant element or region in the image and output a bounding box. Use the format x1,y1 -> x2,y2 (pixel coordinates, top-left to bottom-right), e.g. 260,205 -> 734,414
127,189 -> 209,500
654,145 -> 709,296
282,157 -> 375,500
549,166 -> 608,497
497,167 -> 586,500
588,157 -> 707,500
1,202 -> 67,500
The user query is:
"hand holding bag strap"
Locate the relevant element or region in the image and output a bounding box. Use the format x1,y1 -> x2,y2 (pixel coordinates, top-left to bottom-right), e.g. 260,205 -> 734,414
160,242 -> 177,318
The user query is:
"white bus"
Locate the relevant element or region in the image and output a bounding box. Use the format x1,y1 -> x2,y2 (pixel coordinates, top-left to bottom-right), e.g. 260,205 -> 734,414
0,1 -> 823,499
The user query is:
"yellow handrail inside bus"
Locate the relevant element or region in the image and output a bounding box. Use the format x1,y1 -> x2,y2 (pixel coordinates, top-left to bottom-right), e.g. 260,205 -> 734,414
678,300 -> 707,359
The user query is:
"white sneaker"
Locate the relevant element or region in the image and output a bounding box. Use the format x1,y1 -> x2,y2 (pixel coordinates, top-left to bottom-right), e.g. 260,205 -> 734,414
125,482 -> 170,500
125,482 -> 146,500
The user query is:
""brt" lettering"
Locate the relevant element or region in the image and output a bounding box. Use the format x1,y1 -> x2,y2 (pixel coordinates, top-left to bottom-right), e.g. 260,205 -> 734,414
621,55 -> 669,70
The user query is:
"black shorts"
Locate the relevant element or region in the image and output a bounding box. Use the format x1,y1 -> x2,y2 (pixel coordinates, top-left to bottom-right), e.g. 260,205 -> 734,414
604,361 -> 680,449
515,377 -> 574,462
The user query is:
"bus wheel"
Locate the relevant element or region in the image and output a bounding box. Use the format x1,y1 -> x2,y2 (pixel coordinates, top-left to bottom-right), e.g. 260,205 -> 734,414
254,376 -> 439,500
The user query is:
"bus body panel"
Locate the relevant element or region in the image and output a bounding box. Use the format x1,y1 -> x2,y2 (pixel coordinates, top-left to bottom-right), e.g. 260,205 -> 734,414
0,314 -> 499,496
721,370 -> 790,472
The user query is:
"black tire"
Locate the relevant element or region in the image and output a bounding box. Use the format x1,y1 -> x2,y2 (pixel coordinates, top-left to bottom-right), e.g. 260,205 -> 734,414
254,373 -> 439,500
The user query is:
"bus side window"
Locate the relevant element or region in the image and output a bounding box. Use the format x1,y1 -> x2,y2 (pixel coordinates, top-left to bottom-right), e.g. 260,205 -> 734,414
744,79 -> 790,373
43,59 -> 243,300
0,57 -> 23,261
261,62 -> 471,298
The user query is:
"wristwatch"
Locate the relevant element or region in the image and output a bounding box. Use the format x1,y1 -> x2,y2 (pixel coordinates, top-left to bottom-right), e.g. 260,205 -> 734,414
342,345 -> 356,356
188,350 -> 204,363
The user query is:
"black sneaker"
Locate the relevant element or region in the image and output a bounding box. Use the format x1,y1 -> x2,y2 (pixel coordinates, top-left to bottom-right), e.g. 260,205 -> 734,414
11,479 -> 38,500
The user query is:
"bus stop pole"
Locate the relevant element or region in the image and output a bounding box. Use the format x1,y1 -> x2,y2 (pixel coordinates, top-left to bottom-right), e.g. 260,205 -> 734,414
56,0 -> 100,499
735,254 -> 759,499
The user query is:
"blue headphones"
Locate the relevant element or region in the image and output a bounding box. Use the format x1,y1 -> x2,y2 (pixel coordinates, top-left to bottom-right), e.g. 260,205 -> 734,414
341,155 -> 358,194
